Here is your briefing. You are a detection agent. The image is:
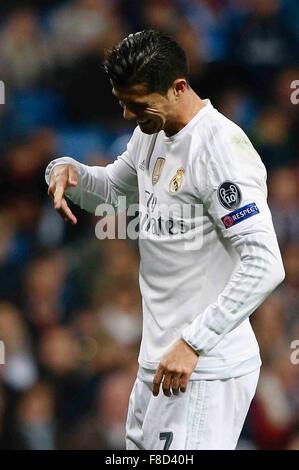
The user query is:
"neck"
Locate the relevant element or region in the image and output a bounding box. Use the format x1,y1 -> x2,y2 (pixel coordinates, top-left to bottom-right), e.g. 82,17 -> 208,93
164,89 -> 205,137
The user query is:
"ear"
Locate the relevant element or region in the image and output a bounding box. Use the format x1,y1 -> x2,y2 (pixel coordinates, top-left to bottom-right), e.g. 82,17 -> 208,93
173,79 -> 187,97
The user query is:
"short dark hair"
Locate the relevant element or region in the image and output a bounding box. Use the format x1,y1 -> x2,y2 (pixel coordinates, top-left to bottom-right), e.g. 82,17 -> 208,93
103,30 -> 189,94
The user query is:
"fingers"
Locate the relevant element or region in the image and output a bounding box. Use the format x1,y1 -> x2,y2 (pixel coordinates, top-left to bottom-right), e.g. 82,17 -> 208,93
59,198 -> 77,225
162,373 -> 173,397
48,190 -> 77,224
152,366 -> 164,397
162,374 -> 183,397
179,375 -> 188,393
171,376 -> 180,396
153,369 -> 186,397
68,165 -> 78,187
53,180 -> 66,209
48,171 -> 68,209
47,165 -> 78,224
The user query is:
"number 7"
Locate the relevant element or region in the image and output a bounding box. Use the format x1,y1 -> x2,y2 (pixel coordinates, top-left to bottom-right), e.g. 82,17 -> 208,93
159,432 -> 173,450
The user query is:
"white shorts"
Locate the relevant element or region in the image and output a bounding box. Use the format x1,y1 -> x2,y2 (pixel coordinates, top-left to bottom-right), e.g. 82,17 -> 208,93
126,368 -> 260,450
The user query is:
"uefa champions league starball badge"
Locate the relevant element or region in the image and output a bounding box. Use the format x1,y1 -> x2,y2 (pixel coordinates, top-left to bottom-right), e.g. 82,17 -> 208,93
169,168 -> 185,194
217,181 -> 242,210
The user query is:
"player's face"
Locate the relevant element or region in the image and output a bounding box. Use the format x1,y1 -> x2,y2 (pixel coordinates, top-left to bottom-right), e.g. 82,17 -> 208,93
112,83 -> 178,135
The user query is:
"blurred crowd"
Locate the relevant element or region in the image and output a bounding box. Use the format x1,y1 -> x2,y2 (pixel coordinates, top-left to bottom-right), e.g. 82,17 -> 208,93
0,0 -> 299,450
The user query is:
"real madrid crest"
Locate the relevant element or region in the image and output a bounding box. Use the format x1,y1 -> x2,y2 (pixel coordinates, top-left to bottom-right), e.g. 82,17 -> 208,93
152,157 -> 165,185
169,168 -> 185,194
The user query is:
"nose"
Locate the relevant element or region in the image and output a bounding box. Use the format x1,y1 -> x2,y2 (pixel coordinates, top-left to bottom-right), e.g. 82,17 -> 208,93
123,106 -> 137,121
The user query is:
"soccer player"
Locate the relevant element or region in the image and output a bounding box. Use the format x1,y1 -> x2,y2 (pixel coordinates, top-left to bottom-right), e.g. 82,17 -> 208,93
45,30 -> 285,450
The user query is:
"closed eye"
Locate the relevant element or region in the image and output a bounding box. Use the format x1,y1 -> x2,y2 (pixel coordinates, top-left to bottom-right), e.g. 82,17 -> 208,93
119,100 -> 147,111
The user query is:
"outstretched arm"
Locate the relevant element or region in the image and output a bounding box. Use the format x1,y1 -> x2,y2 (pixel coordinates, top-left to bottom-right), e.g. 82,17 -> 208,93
45,128 -> 140,221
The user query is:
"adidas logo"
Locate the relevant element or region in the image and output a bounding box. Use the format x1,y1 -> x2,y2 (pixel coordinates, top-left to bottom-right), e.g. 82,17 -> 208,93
139,159 -> 145,171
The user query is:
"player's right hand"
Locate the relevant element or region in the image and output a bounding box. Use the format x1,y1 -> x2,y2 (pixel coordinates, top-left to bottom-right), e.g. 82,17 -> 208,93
48,164 -> 78,224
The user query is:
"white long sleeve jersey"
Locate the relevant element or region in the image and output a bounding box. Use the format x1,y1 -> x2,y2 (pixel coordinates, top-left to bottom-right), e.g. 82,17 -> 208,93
45,100 -> 285,380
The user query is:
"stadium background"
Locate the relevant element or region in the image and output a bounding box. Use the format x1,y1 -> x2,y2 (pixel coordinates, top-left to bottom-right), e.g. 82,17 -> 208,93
0,0 -> 298,450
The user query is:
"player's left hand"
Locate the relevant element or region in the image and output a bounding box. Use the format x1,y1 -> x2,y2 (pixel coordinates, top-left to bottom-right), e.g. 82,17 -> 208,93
152,339 -> 199,397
